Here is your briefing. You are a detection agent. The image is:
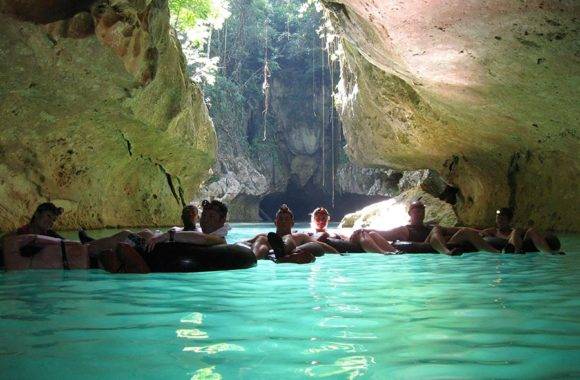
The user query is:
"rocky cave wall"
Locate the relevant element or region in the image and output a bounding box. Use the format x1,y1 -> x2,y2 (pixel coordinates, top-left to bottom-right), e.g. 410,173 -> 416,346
196,2 -> 430,222
323,0 -> 579,230
0,0 -> 216,230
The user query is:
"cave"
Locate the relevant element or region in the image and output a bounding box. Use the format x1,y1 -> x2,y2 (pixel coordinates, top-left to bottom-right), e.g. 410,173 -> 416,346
258,175 -> 388,222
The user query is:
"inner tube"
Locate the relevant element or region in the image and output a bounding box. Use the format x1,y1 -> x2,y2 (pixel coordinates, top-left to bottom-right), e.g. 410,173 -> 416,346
326,236 -> 561,254
147,242 -> 257,272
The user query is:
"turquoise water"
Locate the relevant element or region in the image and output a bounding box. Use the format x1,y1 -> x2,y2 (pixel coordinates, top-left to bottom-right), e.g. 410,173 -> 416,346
1,223 -> 580,379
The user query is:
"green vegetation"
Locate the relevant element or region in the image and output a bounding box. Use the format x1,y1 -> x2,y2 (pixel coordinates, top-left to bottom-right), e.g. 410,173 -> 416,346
169,0 -> 347,198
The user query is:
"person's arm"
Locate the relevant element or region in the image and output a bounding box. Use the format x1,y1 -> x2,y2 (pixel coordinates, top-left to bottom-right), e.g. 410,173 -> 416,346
146,231 -> 225,252
439,226 -> 461,237
479,228 -> 495,237
175,231 -> 225,246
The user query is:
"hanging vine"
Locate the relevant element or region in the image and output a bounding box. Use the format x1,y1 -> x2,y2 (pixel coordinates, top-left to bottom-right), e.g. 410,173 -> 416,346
329,39 -> 336,207
320,35 -> 326,187
262,16 -> 271,141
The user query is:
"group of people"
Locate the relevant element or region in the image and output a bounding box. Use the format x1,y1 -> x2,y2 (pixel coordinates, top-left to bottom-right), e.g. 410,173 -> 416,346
347,201 -> 562,256
0,198 -> 563,272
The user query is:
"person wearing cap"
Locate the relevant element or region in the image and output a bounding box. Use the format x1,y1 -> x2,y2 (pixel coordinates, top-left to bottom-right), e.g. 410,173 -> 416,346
351,200 -> 502,255
480,207 -> 562,254
1,202 -> 88,270
245,204 -> 338,264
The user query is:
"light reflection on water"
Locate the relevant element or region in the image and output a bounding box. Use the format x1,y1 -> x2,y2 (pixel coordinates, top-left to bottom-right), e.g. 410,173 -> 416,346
0,224 -> 579,379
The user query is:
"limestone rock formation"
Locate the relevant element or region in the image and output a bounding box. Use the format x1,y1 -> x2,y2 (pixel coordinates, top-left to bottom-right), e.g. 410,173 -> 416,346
324,0 -> 579,230
0,0 -> 215,230
339,188 -> 458,230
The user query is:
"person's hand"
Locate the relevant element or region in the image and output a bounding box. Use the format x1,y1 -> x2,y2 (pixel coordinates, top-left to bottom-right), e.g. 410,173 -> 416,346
349,229 -> 363,242
146,233 -> 168,252
316,232 -> 330,242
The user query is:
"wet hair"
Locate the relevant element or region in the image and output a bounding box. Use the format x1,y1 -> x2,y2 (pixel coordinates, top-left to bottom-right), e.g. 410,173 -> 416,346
181,204 -> 198,231
276,204 -> 294,219
496,207 -> 514,220
31,202 -> 63,222
408,200 -> 425,212
311,207 -> 330,217
201,199 -> 228,219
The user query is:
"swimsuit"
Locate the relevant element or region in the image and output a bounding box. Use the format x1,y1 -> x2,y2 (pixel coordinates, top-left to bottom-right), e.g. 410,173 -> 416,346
406,224 -> 433,243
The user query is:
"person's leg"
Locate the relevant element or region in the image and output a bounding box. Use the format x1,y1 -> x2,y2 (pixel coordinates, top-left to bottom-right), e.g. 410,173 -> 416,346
375,226 -> 410,242
86,230 -> 133,256
427,226 -> 457,255
251,235 -> 271,259
523,228 -> 558,253
448,228 -> 501,253
358,231 -> 388,253
368,231 -> 399,253
507,228 -> 525,253
276,248 -> 315,264
115,243 -> 150,273
282,235 -> 297,255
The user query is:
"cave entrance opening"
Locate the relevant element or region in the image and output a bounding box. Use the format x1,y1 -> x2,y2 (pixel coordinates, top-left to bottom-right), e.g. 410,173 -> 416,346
179,0 -> 395,221
258,177 -> 389,223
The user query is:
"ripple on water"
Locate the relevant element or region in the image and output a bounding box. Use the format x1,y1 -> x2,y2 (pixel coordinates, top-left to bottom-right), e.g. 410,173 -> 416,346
1,230 -> 580,379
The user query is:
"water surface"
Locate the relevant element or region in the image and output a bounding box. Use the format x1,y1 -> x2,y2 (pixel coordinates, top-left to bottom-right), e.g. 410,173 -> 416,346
1,224 -> 579,379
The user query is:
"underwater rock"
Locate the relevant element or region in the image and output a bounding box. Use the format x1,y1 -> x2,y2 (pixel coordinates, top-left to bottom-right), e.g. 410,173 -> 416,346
325,0 -> 579,230
0,1 -> 215,230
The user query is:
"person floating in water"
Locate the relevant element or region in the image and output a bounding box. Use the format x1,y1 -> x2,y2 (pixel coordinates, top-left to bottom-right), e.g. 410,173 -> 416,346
308,207 -> 348,242
246,204 -> 338,264
1,202 -> 88,270
100,200 -> 231,273
350,200 -> 501,255
78,203 -> 201,265
480,207 -> 563,254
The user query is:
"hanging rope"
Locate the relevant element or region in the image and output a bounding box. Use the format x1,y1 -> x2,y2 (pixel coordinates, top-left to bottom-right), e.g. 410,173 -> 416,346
286,0 -> 290,40
312,34 -> 316,116
262,17 -> 271,141
330,42 -> 336,208
321,36 -> 325,187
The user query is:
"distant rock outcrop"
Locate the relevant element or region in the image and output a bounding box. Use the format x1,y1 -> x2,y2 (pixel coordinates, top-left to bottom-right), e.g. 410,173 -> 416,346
0,0 -> 215,230
324,0 -> 579,230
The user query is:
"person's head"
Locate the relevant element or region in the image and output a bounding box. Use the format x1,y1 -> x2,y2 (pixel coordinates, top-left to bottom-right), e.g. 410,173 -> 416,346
495,207 -> 513,230
408,200 -> 425,225
311,207 -> 330,232
30,202 -> 63,232
200,200 -> 228,234
181,204 -> 198,230
275,204 -> 294,233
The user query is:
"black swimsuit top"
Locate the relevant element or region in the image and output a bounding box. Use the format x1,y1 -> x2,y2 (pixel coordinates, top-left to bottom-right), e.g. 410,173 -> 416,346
406,224 -> 433,243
